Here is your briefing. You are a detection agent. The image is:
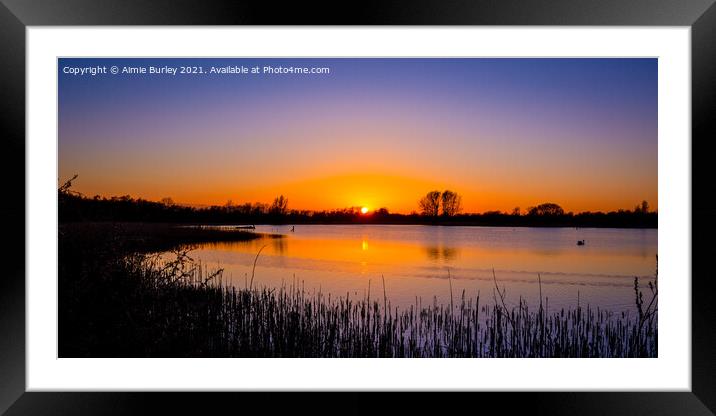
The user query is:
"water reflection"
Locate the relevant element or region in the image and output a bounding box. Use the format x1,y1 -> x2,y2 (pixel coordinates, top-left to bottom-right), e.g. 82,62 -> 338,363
164,224 -> 657,314
272,236 -> 287,255
424,245 -> 459,262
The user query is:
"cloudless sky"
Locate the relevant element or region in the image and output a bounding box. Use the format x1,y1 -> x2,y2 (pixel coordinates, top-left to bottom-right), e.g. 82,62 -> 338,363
58,58 -> 657,213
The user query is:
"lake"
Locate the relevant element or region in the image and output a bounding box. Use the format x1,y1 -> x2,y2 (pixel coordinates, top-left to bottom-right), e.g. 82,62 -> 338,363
170,224 -> 657,314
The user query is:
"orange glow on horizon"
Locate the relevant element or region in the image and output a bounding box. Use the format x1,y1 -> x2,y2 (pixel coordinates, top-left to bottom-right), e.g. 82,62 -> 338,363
67,169 -> 658,214
59,58 -> 657,216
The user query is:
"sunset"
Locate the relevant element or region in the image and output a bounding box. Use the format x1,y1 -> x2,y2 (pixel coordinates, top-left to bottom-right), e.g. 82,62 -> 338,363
59,57 -> 658,358
59,58 -> 657,213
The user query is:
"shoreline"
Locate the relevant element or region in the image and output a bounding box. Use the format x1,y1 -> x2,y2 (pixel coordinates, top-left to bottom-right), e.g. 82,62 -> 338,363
58,221 -> 658,358
61,219 -> 658,230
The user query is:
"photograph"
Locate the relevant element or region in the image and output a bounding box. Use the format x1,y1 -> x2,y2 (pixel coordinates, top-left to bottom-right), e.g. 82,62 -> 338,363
3,0 -> 711,410
58,57 -> 658,358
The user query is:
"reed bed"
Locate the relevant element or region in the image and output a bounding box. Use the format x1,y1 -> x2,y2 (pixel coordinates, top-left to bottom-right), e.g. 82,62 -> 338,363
111,250 -> 657,358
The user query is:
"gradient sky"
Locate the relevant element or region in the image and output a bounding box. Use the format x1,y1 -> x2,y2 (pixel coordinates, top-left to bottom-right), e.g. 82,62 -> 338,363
58,58 -> 657,213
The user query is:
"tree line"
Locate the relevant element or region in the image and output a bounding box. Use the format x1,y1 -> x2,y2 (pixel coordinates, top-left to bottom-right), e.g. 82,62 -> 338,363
58,177 -> 656,228
418,190 -> 462,217
417,190 -> 652,218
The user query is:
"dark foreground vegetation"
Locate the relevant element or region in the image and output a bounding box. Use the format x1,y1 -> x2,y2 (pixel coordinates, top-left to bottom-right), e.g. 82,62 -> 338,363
58,222 -> 266,356
59,222 -> 657,358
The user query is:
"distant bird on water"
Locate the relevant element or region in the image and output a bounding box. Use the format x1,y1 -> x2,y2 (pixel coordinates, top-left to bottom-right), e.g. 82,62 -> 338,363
291,226 -> 295,232
577,240 -> 585,246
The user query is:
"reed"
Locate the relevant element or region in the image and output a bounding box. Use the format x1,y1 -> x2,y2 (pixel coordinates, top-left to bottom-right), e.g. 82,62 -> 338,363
66,249 -> 656,358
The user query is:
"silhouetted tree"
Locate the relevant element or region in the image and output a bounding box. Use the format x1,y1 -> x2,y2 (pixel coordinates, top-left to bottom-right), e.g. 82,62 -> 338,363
634,200 -> 650,214
253,203 -> 268,215
269,195 -> 289,215
441,190 -> 462,217
419,191 -> 441,216
234,203 -> 249,215
160,197 -> 175,207
58,174 -> 79,196
511,207 -> 521,216
528,202 -> 564,216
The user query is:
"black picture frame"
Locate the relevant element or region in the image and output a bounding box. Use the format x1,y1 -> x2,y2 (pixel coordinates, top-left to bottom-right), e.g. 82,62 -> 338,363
1,1 -> 715,414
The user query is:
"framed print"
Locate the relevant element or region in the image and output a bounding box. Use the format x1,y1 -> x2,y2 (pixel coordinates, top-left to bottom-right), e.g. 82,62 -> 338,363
2,0 -> 715,414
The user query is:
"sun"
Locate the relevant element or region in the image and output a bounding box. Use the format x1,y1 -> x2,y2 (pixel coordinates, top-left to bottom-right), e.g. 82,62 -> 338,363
360,207 -> 369,214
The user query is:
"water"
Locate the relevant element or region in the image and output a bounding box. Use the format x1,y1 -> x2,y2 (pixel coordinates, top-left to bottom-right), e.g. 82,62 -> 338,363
171,224 -> 657,314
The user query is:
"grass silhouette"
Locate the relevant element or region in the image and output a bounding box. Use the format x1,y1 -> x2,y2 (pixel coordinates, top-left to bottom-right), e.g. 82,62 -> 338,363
59,223 -> 657,358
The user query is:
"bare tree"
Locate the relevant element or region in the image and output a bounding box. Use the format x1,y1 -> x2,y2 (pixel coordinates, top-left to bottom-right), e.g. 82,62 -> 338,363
440,190 -> 462,217
160,197 -> 175,207
58,174 -> 79,195
270,195 -> 289,215
252,203 -> 268,215
419,191 -> 441,216
634,200 -> 650,214
527,202 -> 564,216
237,202 -> 253,215
511,207 -> 521,216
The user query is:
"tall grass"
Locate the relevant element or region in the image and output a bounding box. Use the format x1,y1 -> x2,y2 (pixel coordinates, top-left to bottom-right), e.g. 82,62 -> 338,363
105,250 -> 657,358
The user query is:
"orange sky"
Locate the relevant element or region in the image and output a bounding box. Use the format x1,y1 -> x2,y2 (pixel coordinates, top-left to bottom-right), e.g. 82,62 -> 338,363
65,167 -> 656,214
59,58 -> 658,214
